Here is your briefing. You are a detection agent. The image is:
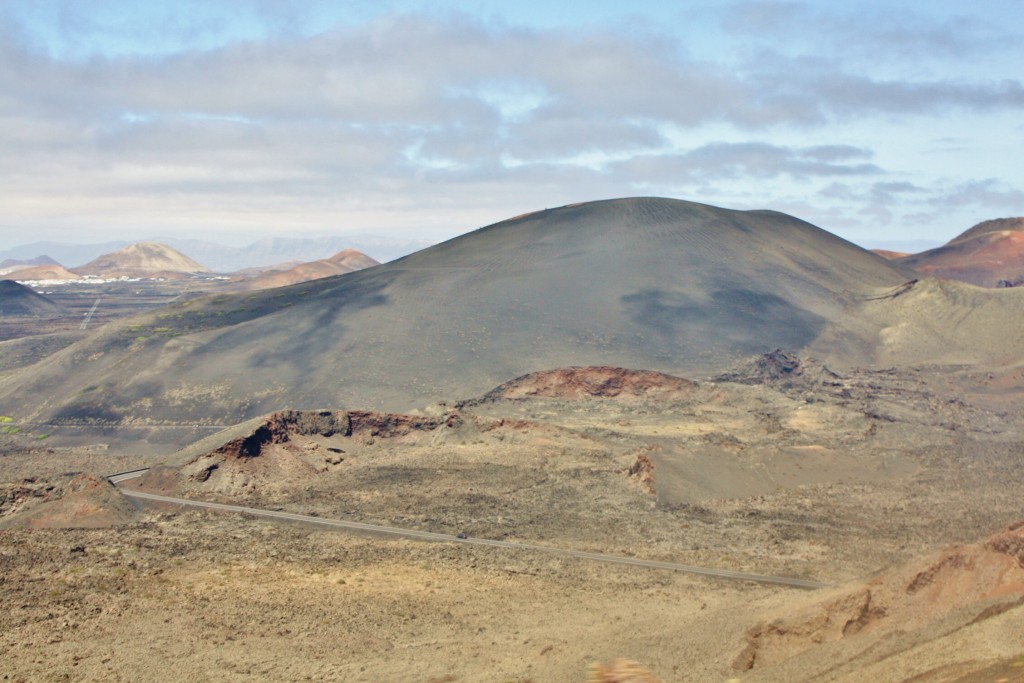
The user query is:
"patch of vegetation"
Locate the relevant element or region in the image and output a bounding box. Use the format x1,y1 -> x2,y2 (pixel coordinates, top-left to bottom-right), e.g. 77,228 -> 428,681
0,416 -> 12,423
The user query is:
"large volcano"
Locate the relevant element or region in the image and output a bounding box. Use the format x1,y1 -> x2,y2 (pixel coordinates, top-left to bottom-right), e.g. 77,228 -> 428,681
0,197 -> 915,424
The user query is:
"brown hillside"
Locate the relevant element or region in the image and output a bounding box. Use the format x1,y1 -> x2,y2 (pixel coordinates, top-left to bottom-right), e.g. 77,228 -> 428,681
0,473 -> 138,529
229,248 -> 379,291
948,216 -> 1024,244
0,255 -> 59,275
6,264 -> 81,281
326,247 -> 380,270
857,278 -> 1024,368
733,521 -> 1024,681
898,218 -> 1024,287
76,242 -> 210,277
477,366 -> 699,402
135,409 -> 456,497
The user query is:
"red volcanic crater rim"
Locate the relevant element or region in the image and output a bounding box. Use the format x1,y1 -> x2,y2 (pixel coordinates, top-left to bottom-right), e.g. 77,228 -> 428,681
212,409 -> 447,460
482,366 -> 699,401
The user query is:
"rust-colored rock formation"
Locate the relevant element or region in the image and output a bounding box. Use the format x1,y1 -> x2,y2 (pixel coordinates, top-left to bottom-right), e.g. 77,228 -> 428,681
898,217 -> 1024,287
0,473 -> 137,529
479,367 -> 698,402
732,521 -> 1024,673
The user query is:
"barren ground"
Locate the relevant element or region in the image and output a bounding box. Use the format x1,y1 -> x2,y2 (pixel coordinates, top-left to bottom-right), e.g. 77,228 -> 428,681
2,361 -> 1023,681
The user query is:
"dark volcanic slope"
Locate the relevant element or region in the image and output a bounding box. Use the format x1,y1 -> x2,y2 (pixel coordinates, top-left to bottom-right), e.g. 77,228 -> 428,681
0,280 -> 63,317
0,198 -> 913,425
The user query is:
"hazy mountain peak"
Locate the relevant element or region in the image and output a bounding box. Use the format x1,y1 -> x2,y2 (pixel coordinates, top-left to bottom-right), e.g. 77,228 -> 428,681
76,242 -> 210,276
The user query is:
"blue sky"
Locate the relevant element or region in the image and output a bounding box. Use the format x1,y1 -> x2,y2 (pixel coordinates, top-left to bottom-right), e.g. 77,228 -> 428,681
1,0 -> 1022,251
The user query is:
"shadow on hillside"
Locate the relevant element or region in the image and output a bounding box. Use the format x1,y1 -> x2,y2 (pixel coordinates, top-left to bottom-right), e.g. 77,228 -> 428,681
622,287 -> 826,355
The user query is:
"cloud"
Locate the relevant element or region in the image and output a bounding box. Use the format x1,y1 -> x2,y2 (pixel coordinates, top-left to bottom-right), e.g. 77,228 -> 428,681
5,12 -> 1022,131
613,142 -> 882,186
722,1 -> 1018,63
924,179 -> 1024,213
0,8 -> 1022,248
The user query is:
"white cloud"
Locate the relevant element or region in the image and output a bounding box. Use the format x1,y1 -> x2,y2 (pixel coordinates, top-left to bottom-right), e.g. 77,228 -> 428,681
0,6 -> 1022,249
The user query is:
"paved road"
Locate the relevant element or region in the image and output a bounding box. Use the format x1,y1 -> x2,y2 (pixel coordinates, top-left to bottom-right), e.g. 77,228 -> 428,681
110,470 -> 829,590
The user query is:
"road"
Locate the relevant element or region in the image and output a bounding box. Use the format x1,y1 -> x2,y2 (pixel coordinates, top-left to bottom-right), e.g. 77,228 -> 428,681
109,469 -> 829,590
79,296 -> 102,330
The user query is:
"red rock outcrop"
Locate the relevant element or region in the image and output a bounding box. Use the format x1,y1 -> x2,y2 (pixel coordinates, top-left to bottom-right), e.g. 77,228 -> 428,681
480,367 -> 698,402
0,473 -> 137,529
733,521 -> 1024,672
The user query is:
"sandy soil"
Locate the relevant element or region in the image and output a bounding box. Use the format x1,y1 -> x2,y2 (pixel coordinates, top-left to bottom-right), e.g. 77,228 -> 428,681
2,361 -> 1023,681
0,513 -> 763,682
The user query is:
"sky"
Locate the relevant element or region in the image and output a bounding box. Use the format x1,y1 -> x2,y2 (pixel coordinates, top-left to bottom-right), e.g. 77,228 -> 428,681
1,0 -> 1023,252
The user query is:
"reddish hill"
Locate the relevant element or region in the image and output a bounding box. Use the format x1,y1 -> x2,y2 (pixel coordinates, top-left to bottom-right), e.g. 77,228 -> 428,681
327,248 -> 380,270
134,409 -> 452,497
6,264 -> 81,281
869,249 -> 909,260
76,242 -> 210,278
477,366 -> 699,402
0,473 -> 137,529
949,217 -> 1024,244
898,218 -> 1024,287
733,521 -> 1024,679
0,255 -> 59,275
229,248 -> 379,291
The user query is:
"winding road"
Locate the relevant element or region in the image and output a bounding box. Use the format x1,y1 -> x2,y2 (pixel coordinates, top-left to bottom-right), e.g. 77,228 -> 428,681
109,469 -> 829,590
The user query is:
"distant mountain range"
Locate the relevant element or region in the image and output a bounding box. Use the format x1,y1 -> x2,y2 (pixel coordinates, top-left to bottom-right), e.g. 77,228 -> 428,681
0,235 -> 434,272
0,255 -> 61,276
0,255 -> 58,271
3,240 -> 381,290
